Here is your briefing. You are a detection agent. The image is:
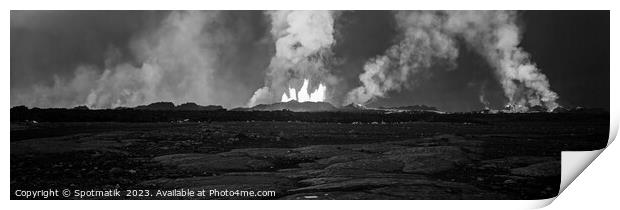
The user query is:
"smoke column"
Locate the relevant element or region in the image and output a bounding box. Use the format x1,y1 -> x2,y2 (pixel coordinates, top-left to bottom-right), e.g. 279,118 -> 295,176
13,11 -> 252,109
344,11 -> 459,105
479,81 -> 491,109
247,11 -> 337,107
345,11 -> 559,111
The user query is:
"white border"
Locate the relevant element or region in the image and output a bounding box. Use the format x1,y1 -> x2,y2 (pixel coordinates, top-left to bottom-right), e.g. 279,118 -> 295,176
3,1 -> 617,209
3,0 -> 617,10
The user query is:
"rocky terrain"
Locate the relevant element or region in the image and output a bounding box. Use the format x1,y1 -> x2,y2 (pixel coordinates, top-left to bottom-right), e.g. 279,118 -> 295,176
234,101 -> 337,112
10,117 -> 608,200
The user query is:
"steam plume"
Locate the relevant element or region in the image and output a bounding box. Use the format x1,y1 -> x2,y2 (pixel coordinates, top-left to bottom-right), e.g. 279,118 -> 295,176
247,11 -> 337,107
13,11 -> 251,108
345,11 -> 559,111
345,11 -> 459,105
475,80 -> 491,109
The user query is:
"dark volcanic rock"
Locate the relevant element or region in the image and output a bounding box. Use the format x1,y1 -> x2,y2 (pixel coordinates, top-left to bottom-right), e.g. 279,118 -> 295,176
478,156 -> 557,170
134,102 -> 224,111
346,143 -> 408,153
337,103 -> 378,112
72,105 -> 89,110
569,106 -> 606,114
19,130 -> 562,200
135,102 -> 176,110
289,145 -> 351,160
289,178 -> 428,192
152,153 -> 274,173
10,133 -> 132,155
11,115 -> 603,200
324,158 -> 404,173
175,103 -> 224,111
386,105 -> 439,112
318,168 -> 388,177
219,148 -> 292,160
367,183 -> 505,199
316,153 -> 376,165
140,173 -> 296,199
247,101 -> 336,112
140,174 -> 291,189
510,161 -> 561,177
298,177 -> 352,186
287,173 -> 504,199
528,105 -> 547,112
551,106 -> 569,113
11,105 -> 29,112
383,146 -> 470,174
282,191 -> 401,200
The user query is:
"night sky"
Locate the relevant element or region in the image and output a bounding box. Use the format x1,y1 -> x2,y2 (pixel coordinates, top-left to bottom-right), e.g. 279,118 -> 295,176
10,11 -> 609,111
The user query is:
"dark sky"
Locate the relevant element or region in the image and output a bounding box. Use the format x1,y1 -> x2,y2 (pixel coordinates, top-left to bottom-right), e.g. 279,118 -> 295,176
10,11 -> 609,111
11,11 -> 166,88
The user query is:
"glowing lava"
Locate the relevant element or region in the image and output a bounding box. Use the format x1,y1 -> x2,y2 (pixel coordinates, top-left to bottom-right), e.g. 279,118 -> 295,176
281,79 -> 326,102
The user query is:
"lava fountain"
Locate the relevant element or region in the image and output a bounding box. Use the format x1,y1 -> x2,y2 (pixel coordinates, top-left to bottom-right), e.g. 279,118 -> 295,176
281,79 -> 326,103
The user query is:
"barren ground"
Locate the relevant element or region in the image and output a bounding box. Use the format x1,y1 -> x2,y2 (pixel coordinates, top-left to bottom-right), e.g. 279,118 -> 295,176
10,118 -> 608,199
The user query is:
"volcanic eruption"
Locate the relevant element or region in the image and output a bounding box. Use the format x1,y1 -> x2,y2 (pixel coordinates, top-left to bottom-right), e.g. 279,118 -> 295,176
281,79 -> 327,103
247,11 -> 337,107
344,11 -> 560,112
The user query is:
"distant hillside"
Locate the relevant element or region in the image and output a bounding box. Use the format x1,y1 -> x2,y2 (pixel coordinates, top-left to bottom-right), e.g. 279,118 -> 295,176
382,105 -> 439,112
135,102 -> 224,111
135,102 -> 175,110
10,104 -> 609,123
174,103 -> 224,111
476,105 -> 606,114
236,100 -> 336,112
72,105 -> 89,110
339,103 -> 367,111
337,103 -> 384,113
232,102 -> 442,113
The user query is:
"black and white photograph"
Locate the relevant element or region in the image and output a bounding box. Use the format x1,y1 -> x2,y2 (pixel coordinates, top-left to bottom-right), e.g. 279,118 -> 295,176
9,9 -> 610,201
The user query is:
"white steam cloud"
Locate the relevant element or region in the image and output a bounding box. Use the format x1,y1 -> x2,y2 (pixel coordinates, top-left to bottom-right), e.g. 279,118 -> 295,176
14,11 -> 559,111
345,11 -> 459,105
247,11 -> 337,107
345,11 -> 559,111
13,11 -> 248,108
